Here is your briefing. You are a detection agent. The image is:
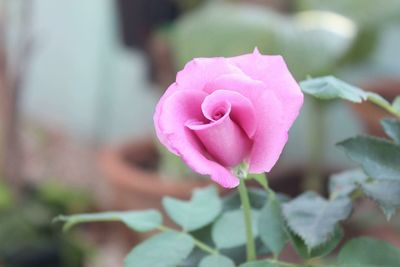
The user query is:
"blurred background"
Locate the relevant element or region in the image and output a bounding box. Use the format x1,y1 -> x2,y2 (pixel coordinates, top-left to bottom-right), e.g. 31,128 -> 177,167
0,0 -> 399,266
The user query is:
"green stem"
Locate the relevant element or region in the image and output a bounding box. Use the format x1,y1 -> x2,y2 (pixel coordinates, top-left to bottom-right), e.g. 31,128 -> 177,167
303,98 -> 326,193
368,93 -> 400,118
157,225 -> 219,255
192,238 -> 219,255
238,179 -> 257,261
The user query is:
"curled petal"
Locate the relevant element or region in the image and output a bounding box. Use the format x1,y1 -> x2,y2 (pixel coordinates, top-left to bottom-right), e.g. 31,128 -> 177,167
186,104 -> 251,167
201,89 -> 257,138
204,73 -> 288,173
156,90 -> 239,188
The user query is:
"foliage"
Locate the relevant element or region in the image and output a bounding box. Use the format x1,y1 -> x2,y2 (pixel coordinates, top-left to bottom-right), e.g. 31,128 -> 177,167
168,2 -> 355,79
0,183 -> 91,267
212,209 -> 259,249
257,196 -> 286,257
55,210 -> 162,232
282,192 -> 352,249
298,0 -> 400,27
298,0 -> 400,64
162,186 -> 222,231
58,75 -> 400,266
338,237 -> 400,267
301,76 -> 400,117
124,231 -> 194,267
199,255 -> 235,267
0,181 -> 13,210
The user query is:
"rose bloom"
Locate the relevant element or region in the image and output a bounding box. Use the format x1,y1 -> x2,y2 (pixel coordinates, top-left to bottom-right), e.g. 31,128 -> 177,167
154,49 -> 303,188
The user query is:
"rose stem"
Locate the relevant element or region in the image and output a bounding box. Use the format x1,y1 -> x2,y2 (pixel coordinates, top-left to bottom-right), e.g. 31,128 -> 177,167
238,179 -> 257,261
367,93 -> 400,118
303,98 -> 326,193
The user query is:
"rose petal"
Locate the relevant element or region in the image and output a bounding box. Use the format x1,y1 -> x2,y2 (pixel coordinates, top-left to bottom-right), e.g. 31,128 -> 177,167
186,102 -> 251,167
154,58 -> 242,153
176,57 -> 242,91
228,49 -> 303,130
204,73 -> 288,173
156,89 -> 239,188
201,89 -> 257,138
154,83 -> 181,154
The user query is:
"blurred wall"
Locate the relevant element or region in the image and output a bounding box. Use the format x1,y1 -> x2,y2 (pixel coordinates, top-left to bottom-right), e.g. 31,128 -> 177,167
7,0 -> 158,144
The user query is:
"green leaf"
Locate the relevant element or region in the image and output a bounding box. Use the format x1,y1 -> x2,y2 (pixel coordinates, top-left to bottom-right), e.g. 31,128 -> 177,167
361,180 -> 400,220
338,237 -> 400,267
258,197 -> 287,257
222,188 -> 268,211
337,136 -> 400,181
299,77 -> 399,117
329,169 -> 368,198
300,76 -> 368,102
381,118 -> 400,144
186,222 -> 272,265
282,192 -> 352,249
124,231 -> 194,267
240,260 -> 279,267
212,209 -> 259,249
288,226 -> 344,259
222,188 -> 290,212
55,210 -> 162,232
199,255 -> 235,267
162,185 -> 222,231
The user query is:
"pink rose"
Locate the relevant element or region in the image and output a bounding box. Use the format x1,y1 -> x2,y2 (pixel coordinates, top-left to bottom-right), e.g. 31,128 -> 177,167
154,49 -> 303,188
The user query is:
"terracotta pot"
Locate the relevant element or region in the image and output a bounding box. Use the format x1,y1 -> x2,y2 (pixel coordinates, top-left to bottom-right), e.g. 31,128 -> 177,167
98,138 -> 218,214
351,79 -> 400,137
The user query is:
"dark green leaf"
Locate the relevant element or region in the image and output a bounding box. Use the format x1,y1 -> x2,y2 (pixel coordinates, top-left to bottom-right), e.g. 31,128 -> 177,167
222,188 -> 289,212
288,226 -> 344,259
199,255 -> 235,267
162,185 -> 222,231
212,209 -> 259,249
381,118 -> 400,144
282,192 -> 352,249
222,188 -> 267,211
300,76 -> 368,102
329,169 -> 368,197
338,237 -> 400,267
124,231 -> 194,267
361,180 -> 400,220
220,239 -> 270,265
55,210 -> 162,232
258,197 -> 287,256
184,220 -> 271,266
337,136 -> 400,181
